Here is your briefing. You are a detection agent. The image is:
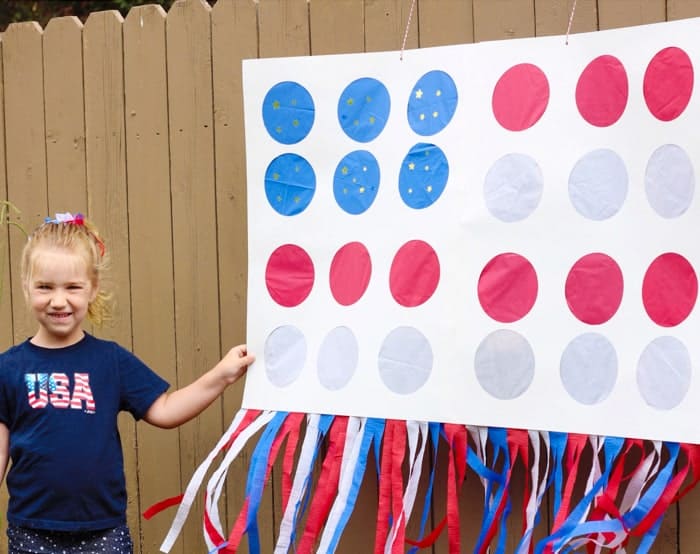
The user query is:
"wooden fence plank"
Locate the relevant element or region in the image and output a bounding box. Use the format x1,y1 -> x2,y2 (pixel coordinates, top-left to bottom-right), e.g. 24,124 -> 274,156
310,0 -> 365,55
166,0 -> 222,551
597,0 -> 666,29
473,0 -> 536,41
365,0 -> 418,53
0,37 -> 9,554
83,9 -> 142,552
211,0 -> 260,550
43,16 -> 87,214
418,0 -> 475,46
535,0 -> 598,36
259,0 -> 310,58
667,0 -> 700,19
2,22 -> 47,345
122,5 -> 180,553
0,42 -> 12,354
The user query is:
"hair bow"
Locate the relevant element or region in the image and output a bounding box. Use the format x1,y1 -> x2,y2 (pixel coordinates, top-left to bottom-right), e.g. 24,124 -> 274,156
45,212 -> 85,225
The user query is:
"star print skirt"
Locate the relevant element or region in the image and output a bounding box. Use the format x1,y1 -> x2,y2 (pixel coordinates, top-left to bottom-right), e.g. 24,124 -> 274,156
7,524 -> 133,554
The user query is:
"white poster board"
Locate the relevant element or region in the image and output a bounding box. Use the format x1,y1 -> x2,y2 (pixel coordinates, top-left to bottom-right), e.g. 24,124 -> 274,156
243,18 -> 700,444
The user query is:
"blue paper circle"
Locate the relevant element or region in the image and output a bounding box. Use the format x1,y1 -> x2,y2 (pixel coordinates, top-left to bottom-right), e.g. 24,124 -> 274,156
399,143 -> 449,209
407,70 -> 458,136
333,150 -> 380,214
337,78 -> 391,142
262,81 -> 315,144
265,153 -> 316,216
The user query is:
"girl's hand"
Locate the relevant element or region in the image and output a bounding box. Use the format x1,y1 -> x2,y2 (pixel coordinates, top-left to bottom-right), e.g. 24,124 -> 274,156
216,344 -> 255,385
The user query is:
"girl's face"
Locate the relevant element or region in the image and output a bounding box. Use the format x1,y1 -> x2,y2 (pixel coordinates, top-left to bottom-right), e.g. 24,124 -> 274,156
24,246 -> 97,348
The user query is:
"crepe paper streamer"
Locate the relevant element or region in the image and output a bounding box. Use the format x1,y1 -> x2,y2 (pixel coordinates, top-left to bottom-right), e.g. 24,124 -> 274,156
148,409 -> 700,553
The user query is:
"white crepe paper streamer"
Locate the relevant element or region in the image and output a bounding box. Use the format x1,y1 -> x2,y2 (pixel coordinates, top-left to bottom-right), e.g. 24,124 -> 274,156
317,417 -> 367,553
274,414 -> 322,553
515,431 -> 551,554
158,408 -> 247,553
199,410 -> 277,552
589,441 -> 663,553
468,426 -> 490,492
385,420 -> 429,554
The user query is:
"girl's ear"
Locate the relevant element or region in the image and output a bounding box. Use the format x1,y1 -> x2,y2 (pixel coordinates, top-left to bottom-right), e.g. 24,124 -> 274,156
90,281 -> 99,302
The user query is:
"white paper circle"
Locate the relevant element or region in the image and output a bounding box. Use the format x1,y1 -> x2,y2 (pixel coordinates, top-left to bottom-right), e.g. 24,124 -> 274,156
264,325 -> 306,387
568,148 -> 628,220
474,329 -> 534,400
637,336 -> 691,410
378,326 -> 433,394
317,326 -> 359,390
560,333 -> 618,405
645,144 -> 695,218
484,153 -> 543,222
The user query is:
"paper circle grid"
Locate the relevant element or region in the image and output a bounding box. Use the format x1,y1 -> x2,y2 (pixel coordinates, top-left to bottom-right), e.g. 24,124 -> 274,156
245,18 -> 700,443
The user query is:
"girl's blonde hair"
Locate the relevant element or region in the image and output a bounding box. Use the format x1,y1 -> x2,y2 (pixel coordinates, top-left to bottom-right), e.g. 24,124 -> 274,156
21,213 -> 113,326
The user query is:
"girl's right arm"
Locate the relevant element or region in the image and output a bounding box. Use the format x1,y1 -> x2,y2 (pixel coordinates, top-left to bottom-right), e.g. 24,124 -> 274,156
0,422 -> 8,485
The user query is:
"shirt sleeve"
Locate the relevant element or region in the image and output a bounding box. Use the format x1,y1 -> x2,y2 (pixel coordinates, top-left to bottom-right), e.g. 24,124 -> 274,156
0,352 -> 10,427
116,345 -> 170,420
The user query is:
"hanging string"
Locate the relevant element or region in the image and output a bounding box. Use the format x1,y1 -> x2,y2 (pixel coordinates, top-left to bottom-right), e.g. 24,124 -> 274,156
400,0 -> 418,60
565,0 -> 578,45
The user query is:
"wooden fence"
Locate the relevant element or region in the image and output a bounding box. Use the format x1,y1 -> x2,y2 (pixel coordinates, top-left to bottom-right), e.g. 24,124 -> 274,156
1,0 -> 700,552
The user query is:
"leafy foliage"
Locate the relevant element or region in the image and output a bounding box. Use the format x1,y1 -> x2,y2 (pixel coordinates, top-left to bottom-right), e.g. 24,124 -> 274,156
0,1 -> 215,31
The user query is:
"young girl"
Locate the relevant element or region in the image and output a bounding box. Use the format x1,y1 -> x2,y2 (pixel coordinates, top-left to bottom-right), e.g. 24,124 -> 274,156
0,212 -> 254,553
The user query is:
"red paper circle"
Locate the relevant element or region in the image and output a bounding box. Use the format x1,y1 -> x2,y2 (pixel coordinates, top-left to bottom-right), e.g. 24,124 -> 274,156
492,63 -> 550,131
389,240 -> 440,307
478,253 -> 538,323
565,253 -> 624,325
265,244 -> 315,307
643,46 -> 694,121
576,55 -> 628,127
329,242 -> 372,306
642,253 -> 698,327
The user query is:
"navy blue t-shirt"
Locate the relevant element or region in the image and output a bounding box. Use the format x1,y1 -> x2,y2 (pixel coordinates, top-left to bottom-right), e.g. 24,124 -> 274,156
0,333 -> 169,531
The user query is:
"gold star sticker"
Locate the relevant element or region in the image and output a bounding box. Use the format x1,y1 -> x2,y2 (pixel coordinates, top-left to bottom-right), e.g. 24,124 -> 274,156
343,187 -> 348,194
436,89 -> 442,97
415,89 -> 423,99
426,185 -> 433,193
424,165 -> 430,171
292,119 -> 300,127
276,195 -> 282,202
341,166 -> 349,175
293,196 -> 300,203
272,172 -> 280,180
419,113 -> 425,120
275,126 -> 282,133
366,96 -> 372,102
291,99 -> 297,106
362,166 -> 368,172
295,165 -> 300,173
347,97 -> 355,106
272,100 -> 280,109
369,116 -> 375,124
353,120 -> 359,126
359,186 -> 365,193
408,162 -> 415,170
408,188 -> 413,194
433,111 -> 439,118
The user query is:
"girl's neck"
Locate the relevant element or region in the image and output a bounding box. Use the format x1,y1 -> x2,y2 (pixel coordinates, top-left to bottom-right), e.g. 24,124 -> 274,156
30,328 -> 86,349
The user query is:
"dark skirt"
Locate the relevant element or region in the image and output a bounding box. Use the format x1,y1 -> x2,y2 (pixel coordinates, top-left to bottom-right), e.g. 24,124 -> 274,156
7,523 -> 133,554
